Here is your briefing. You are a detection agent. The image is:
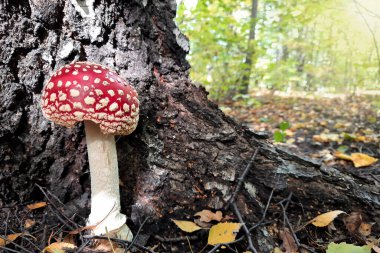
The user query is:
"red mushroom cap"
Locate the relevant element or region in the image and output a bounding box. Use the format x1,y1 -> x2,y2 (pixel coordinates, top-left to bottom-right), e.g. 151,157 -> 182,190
41,62 -> 139,135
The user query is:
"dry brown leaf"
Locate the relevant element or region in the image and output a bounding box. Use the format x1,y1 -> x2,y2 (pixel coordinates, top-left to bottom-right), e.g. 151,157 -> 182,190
172,219 -> 202,233
351,153 -> 378,168
372,245 -> 380,253
358,222 -> 373,237
43,242 -> 77,253
311,210 -> 345,227
0,233 -> 23,247
279,228 -> 298,253
343,212 -> 362,233
24,219 -> 36,229
26,202 -> 47,210
194,210 -> 223,222
207,222 -> 241,245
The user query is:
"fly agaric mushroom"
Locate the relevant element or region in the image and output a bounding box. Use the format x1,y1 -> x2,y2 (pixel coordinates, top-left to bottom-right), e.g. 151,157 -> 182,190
41,62 -> 139,239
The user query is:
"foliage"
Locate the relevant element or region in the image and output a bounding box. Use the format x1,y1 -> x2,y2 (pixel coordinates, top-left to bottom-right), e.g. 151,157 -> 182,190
273,121 -> 290,142
326,242 -> 371,253
176,0 -> 380,100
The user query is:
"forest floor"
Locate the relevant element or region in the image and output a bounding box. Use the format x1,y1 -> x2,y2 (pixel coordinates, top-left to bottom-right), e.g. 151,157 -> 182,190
1,93 -> 379,253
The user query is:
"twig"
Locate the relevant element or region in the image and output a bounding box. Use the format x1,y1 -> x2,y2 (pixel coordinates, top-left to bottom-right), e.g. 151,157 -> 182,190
35,184 -> 79,230
278,193 -> 300,246
249,187 -> 275,232
84,235 -> 156,253
74,239 -> 90,253
0,235 -> 34,253
226,148 -> 260,209
154,235 -> 198,242
0,245 -> 24,253
126,217 -> 149,251
232,203 -> 258,253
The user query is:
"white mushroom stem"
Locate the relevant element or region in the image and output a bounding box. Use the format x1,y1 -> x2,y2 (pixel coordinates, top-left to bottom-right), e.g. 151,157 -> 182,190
84,120 -> 132,237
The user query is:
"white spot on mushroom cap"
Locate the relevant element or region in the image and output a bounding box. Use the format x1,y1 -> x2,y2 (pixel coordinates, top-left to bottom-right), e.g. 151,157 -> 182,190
73,111 -> 85,119
93,69 -> 102,74
50,93 -> 57,102
44,99 -> 49,106
73,102 -> 83,109
95,97 -> 109,110
95,89 -> 103,96
94,78 -> 101,84
84,96 -> 96,105
109,102 -> 119,112
84,86 -> 89,92
65,81 -> 72,87
72,71 -> 79,75
70,89 -> 80,98
103,81 -> 109,86
118,90 -> 124,95
59,104 -> 71,112
58,91 -> 67,101
107,90 -> 115,96
57,80 -> 63,87
47,82 -> 54,89
123,104 -> 130,112
83,75 -> 89,81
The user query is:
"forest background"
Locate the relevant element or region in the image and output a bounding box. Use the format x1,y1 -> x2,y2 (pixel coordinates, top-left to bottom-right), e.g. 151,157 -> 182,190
175,0 -> 380,102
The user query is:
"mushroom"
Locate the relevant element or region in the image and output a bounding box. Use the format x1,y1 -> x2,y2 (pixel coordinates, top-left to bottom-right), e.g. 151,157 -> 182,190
41,62 -> 139,239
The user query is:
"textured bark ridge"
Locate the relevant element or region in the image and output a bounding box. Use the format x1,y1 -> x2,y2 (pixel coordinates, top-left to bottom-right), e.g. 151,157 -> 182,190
1,0 -> 379,250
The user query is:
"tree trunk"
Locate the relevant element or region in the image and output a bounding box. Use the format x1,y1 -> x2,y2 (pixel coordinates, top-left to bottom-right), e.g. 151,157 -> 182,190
1,1 -> 379,252
239,0 -> 258,95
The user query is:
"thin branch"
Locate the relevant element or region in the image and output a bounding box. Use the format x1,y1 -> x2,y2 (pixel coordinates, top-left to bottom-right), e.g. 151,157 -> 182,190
125,217 -> 149,251
226,148 -> 260,209
232,203 -> 258,253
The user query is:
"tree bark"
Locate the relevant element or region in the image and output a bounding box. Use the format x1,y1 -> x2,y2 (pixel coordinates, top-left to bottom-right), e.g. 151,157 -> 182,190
1,0 -> 379,251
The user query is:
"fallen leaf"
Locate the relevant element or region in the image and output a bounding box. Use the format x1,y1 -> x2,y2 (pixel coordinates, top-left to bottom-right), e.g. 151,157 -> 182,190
42,242 -> 77,253
27,202 -> 47,210
207,222 -> 241,245
24,219 -> 36,229
273,247 -> 284,253
358,222 -> 373,237
326,242 -> 371,253
373,245 -> 380,253
194,210 -> 223,222
0,233 -> 23,247
351,153 -> 378,168
334,151 -> 353,161
172,219 -> 202,233
334,152 -> 378,168
311,210 -> 345,227
343,212 -> 362,233
279,228 -> 298,253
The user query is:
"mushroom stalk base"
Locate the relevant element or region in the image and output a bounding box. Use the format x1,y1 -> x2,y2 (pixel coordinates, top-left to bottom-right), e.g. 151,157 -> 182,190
84,121 -> 132,239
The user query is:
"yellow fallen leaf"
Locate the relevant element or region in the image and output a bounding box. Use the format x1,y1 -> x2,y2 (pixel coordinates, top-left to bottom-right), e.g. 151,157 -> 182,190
27,202 -> 47,210
42,242 -> 77,253
172,219 -> 202,233
273,247 -> 284,253
311,210 -> 345,227
351,153 -> 378,168
207,222 -> 241,245
0,233 -> 23,246
194,210 -> 223,222
334,151 -> 353,161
